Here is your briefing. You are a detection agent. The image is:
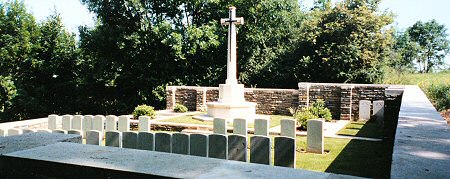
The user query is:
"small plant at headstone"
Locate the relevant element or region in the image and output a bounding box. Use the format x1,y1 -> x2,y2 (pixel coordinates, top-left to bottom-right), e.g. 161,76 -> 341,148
289,100 -> 333,130
173,103 -> 188,113
132,104 -> 155,119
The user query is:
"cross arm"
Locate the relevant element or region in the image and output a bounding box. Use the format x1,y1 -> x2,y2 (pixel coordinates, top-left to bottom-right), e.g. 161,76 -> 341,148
220,17 -> 244,25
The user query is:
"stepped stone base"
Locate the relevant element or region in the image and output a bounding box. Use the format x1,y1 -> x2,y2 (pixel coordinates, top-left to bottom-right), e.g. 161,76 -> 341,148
206,101 -> 256,122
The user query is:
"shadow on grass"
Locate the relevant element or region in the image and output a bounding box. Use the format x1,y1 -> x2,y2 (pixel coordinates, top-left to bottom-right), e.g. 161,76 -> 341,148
325,104 -> 400,178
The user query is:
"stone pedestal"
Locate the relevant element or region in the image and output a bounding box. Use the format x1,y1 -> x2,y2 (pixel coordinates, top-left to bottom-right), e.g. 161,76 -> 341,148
206,84 -> 256,121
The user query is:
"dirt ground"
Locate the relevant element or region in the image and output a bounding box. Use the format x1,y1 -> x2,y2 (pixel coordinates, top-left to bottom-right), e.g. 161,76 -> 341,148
441,109 -> 450,125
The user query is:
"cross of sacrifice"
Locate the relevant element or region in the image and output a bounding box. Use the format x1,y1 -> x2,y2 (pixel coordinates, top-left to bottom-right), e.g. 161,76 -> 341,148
220,6 -> 244,85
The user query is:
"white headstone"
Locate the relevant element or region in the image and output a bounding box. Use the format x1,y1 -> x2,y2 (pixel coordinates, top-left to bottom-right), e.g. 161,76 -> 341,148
52,129 -> 67,134
233,118 -> 247,136
8,128 -> 22,136
307,119 -> 324,154
22,129 -> 37,134
0,128 -> 7,136
139,116 -> 151,132
359,100 -> 371,120
105,115 -> 118,131
86,130 -> 102,145
105,131 -> 122,147
280,119 -> 296,138
72,115 -> 83,130
373,100 -> 385,123
274,136 -> 296,168
213,118 -> 227,135
48,114 -> 58,130
83,115 -> 94,132
254,118 -> 269,136
62,115 -> 73,131
92,115 -> 105,132
118,115 -> 130,132
37,129 -> 52,133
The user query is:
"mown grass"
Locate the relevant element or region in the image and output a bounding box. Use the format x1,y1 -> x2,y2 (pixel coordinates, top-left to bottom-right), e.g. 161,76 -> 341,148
382,70 -> 450,88
336,121 -> 383,139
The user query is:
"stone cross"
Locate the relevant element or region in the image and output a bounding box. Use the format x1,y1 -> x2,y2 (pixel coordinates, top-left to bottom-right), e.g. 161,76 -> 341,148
221,6 -> 244,85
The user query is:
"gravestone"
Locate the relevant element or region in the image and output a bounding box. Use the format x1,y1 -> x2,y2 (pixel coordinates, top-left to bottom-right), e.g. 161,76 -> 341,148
250,135 -> 271,165
72,115 -> 83,131
105,131 -> 122,147
213,118 -> 227,135
254,118 -> 269,136
83,115 -> 94,133
233,118 -> 247,136
68,130 -> 83,137
118,115 -> 130,132
122,132 -> 138,149
208,134 -> 228,159
359,100 -> 371,120
37,129 -> 52,133
190,134 -> 208,157
155,132 -> 172,153
373,100 -> 385,123
307,119 -> 324,154
52,129 -> 66,134
139,116 -> 151,132
105,115 -> 118,131
280,119 -> 296,138
228,134 -> 247,162
172,133 -> 190,155
48,114 -> 58,130
137,132 -> 154,151
86,130 -> 102,145
62,115 -> 73,131
22,129 -> 37,134
274,137 -> 296,168
0,129 -> 7,136
92,115 -> 105,132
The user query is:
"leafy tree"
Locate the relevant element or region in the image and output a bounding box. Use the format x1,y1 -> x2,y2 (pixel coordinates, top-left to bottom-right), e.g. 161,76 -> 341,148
407,20 -> 450,73
293,0 -> 395,83
390,31 -> 419,72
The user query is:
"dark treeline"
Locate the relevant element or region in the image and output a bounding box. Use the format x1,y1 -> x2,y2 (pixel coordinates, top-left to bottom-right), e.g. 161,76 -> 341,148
0,0 -> 448,122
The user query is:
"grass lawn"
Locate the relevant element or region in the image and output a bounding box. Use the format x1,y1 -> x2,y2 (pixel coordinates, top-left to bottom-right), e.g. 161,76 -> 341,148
159,113 -> 292,128
336,121 -> 383,139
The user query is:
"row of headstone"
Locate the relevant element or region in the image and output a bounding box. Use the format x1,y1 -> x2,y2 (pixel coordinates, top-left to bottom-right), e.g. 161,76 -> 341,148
83,130 -> 296,168
0,128 -> 86,137
213,118 -> 275,136
359,100 -> 385,121
48,115 -> 152,136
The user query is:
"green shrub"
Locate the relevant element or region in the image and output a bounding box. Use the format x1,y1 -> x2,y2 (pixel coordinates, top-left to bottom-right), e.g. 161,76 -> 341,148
132,104 -> 155,119
426,84 -> 450,111
289,100 -> 333,130
173,103 -> 188,113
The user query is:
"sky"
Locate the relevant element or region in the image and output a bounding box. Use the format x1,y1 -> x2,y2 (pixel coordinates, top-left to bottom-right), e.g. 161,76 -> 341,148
13,0 -> 450,64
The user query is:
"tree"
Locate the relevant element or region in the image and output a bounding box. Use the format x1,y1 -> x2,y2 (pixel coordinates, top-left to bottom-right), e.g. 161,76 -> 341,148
407,20 -> 450,73
390,31 -> 419,72
293,0 -> 395,83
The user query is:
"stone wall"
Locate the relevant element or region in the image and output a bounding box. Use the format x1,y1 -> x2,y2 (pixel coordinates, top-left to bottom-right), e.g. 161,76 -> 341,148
167,83 -> 400,120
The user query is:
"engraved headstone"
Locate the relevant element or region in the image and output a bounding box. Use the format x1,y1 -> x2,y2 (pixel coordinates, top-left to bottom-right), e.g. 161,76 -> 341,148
62,115 -> 73,131
48,114 -> 58,130
233,118 -> 247,136
105,131 -> 122,147
118,115 -> 130,132
254,118 -> 269,136
68,130 -> 83,137
190,134 -> 208,157
7,129 -> 22,136
92,115 -> 105,132
213,118 -> 227,135
281,119 -> 296,138
0,128 -> 7,136
228,134 -> 247,162
250,135 -> 271,165
155,132 -> 172,153
83,115 -> 94,133
72,115 -> 83,131
122,131 -> 138,149
139,116 -> 151,132
208,134 -> 228,159
105,115 -> 118,131
137,132 -> 154,151
172,133 -> 190,155
274,136 -> 296,168
307,119 -> 324,154
86,130 -> 102,145
373,100 -> 385,123
359,100 -> 371,120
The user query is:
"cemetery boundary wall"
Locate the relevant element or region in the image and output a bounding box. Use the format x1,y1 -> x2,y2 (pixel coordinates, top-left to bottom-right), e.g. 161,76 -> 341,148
166,83 -> 399,120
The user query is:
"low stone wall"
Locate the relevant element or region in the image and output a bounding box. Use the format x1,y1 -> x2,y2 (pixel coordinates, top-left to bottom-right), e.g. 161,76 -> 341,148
167,83 -> 402,120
